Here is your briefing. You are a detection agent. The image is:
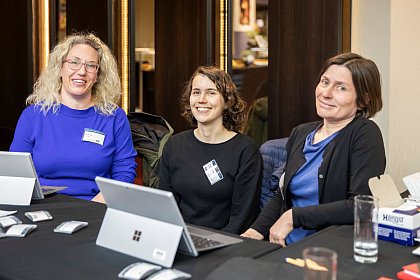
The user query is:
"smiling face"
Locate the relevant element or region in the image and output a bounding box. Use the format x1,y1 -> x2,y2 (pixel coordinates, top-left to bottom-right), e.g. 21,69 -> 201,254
60,44 -> 99,102
315,64 -> 359,125
189,74 -> 226,129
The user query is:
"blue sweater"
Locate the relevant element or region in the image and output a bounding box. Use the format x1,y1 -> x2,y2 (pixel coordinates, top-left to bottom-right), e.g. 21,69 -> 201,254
10,104 -> 137,200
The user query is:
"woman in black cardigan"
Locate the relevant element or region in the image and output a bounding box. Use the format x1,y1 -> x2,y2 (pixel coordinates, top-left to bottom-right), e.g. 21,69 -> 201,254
242,53 -> 386,246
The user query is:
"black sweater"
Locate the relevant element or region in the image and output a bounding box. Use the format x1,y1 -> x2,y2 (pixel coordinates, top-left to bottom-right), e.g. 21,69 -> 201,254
251,117 -> 386,239
158,130 -> 262,234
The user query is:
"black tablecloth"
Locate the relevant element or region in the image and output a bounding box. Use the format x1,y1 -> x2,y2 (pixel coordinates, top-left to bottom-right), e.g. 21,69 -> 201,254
0,195 -> 279,280
3,195 -> 416,279
260,225 -> 420,279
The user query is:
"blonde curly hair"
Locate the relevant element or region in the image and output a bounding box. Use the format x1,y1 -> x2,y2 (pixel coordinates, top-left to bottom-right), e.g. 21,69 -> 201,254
27,32 -> 121,115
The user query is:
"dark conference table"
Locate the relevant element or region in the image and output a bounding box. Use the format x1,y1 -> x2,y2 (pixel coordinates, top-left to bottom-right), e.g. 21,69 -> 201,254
1,195 -> 419,279
0,195 -> 279,280
260,225 -> 420,280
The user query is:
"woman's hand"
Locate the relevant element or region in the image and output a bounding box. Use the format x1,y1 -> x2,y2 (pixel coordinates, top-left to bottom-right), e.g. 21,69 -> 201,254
269,209 -> 293,246
91,192 -> 106,204
241,228 -> 264,240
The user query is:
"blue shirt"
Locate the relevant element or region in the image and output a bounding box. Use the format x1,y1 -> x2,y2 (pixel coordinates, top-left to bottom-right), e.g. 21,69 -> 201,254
10,104 -> 137,200
286,127 -> 337,244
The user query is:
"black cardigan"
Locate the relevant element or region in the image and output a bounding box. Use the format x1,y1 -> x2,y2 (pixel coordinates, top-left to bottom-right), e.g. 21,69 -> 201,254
250,117 -> 386,239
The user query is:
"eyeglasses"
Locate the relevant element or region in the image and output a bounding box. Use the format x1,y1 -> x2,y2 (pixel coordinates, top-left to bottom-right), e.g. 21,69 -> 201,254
63,58 -> 99,73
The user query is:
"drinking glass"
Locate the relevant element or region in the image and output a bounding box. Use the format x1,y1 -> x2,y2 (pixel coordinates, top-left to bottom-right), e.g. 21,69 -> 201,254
303,247 -> 337,280
354,194 -> 379,263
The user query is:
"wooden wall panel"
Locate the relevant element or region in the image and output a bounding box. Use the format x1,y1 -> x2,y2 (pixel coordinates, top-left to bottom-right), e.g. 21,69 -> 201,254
66,0 -> 112,46
154,0 -> 211,133
0,1 -> 33,151
268,0 -> 346,139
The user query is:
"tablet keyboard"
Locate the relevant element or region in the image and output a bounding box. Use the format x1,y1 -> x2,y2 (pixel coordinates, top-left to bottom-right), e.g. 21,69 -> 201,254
190,234 -> 223,250
41,186 -> 68,195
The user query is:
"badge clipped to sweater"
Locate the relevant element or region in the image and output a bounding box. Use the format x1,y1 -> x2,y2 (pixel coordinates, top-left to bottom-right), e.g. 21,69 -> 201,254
82,128 -> 105,145
203,159 -> 224,185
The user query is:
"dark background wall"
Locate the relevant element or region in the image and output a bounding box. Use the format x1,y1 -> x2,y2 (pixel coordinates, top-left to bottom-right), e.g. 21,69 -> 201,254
268,0 -> 349,139
154,0 -> 213,133
66,0 -> 112,46
0,0 -> 349,150
153,0 -> 350,136
0,0 -> 115,151
0,1 -> 33,151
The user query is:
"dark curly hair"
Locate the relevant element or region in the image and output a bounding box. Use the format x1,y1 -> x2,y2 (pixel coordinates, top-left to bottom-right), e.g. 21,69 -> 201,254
180,66 -> 247,132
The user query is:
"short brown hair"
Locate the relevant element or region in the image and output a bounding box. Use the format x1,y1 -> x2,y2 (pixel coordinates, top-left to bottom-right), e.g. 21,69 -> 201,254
180,66 -> 247,132
317,53 -> 383,118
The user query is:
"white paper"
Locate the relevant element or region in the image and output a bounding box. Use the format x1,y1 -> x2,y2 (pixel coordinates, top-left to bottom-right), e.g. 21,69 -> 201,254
403,172 -> 420,199
0,210 -> 17,217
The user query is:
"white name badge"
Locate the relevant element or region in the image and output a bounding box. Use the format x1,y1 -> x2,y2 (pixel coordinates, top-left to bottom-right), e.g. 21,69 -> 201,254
82,128 -> 105,145
203,159 -> 224,185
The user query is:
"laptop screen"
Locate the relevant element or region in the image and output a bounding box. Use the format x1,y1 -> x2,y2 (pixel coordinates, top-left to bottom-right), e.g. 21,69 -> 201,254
0,151 -> 44,199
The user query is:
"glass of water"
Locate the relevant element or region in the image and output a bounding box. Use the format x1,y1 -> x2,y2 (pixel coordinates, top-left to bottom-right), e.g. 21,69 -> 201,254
303,247 -> 337,280
354,195 -> 379,263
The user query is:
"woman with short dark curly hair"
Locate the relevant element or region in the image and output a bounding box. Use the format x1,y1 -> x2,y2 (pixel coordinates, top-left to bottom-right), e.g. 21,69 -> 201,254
157,66 -> 262,234
180,66 -> 247,132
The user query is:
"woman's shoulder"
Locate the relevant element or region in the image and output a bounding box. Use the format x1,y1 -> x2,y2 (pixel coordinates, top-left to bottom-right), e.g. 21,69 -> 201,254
289,121 -> 321,139
351,117 -> 379,127
20,104 -> 43,117
108,107 -> 131,124
226,133 -> 261,156
233,133 -> 259,147
93,106 -> 125,118
345,117 -> 381,134
162,130 -> 195,153
295,121 -> 321,130
332,118 -> 384,149
172,129 -> 193,138
167,129 -> 194,144
113,107 -> 127,117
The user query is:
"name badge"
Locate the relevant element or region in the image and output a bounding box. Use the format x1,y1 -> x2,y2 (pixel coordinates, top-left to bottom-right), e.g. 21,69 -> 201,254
203,159 -> 224,185
82,128 -> 105,145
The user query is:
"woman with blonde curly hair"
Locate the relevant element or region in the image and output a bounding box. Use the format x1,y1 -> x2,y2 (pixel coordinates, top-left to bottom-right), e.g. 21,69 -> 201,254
157,66 -> 262,234
10,33 -> 137,201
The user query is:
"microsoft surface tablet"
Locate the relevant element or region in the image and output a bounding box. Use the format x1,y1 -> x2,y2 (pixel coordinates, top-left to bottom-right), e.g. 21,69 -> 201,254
0,151 -> 67,199
95,177 -> 243,260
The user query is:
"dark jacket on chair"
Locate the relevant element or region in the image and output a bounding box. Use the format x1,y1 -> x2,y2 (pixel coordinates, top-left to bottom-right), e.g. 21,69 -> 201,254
128,112 -> 173,188
259,138 -> 288,209
245,96 -> 268,147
